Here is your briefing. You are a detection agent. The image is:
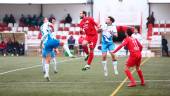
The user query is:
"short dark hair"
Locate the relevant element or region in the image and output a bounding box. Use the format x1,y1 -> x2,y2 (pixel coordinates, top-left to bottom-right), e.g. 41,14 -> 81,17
108,16 -> 115,23
126,28 -> 133,36
82,11 -> 87,16
134,26 -> 140,32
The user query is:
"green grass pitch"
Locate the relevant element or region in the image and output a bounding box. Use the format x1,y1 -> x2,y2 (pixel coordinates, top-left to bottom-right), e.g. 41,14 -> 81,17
0,56 -> 170,96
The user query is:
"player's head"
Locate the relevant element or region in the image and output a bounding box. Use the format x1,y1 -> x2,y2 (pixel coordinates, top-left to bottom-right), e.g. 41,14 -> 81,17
106,16 -> 115,25
80,11 -> 87,19
51,18 -> 56,24
126,28 -> 133,36
134,26 -> 139,34
43,17 -> 49,23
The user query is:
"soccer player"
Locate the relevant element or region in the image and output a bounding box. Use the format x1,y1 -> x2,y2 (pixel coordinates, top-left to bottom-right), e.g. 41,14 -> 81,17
132,26 -> 143,44
40,19 -> 62,81
79,11 -> 99,71
112,28 -> 145,87
40,18 -> 58,74
99,16 -> 118,76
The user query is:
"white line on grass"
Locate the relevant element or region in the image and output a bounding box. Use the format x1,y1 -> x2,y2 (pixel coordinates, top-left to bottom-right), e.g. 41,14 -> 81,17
0,57 -> 82,76
0,80 -> 170,84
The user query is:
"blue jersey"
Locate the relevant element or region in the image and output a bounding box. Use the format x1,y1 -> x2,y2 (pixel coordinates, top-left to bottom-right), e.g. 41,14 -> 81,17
101,24 -> 117,53
40,22 -> 60,57
101,24 -> 117,44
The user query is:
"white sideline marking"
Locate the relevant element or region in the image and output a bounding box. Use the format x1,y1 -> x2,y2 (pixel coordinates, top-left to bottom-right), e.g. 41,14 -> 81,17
0,80 -> 170,84
0,57 -> 82,76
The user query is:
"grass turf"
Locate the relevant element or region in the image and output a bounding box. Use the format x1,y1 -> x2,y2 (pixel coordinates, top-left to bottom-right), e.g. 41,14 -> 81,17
0,56 -> 170,96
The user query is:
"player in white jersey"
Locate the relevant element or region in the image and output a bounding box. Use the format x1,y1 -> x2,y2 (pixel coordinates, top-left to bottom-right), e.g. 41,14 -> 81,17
99,16 -> 118,76
132,26 -> 143,44
40,18 -> 58,74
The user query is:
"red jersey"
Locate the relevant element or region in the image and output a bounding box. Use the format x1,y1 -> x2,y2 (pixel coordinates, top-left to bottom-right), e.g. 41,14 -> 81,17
79,17 -> 98,35
113,36 -> 143,54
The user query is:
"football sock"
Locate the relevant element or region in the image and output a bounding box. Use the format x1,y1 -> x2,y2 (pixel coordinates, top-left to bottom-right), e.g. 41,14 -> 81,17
44,64 -> 49,77
63,44 -> 73,57
87,51 -> 94,65
112,61 -> 118,75
82,45 -> 89,55
137,70 -> 145,85
125,69 -> 136,83
102,61 -> 108,76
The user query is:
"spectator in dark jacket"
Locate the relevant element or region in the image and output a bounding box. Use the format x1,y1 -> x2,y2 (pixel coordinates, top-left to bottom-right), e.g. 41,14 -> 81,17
68,35 -> 75,50
65,13 -> 72,24
162,36 -> 169,56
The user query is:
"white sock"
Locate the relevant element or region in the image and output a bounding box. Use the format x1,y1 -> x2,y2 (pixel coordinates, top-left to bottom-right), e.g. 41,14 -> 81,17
63,44 -> 73,57
42,58 -> 45,72
52,58 -> 57,72
102,61 -> 108,76
44,64 -> 49,77
112,61 -> 118,75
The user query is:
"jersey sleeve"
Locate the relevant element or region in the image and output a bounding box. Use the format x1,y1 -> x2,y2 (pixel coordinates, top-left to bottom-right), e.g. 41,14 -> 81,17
113,38 -> 128,53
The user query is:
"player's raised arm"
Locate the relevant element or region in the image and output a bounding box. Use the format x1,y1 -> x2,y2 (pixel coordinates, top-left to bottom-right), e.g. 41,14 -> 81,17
113,39 -> 128,53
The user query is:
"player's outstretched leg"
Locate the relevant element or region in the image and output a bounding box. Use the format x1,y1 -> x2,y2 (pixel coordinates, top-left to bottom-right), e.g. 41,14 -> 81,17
63,44 -> 75,58
125,68 -> 136,87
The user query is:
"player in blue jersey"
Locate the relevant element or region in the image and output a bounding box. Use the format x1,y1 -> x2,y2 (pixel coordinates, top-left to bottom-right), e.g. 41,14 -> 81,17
99,16 -> 118,76
40,18 -> 58,74
40,18 -> 62,81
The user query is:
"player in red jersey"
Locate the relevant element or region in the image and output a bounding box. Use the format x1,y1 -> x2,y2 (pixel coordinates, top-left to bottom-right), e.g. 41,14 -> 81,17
112,28 -> 145,87
79,11 -> 99,71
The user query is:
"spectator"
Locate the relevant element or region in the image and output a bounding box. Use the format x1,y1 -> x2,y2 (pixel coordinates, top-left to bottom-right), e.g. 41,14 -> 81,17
6,38 -> 15,56
3,14 -> 9,24
37,14 -> 44,26
13,40 -> 20,56
0,41 -> 7,56
19,14 -> 26,26
68,35 -> 75,50
18,42 -> 25,55
9,14 -> 16,25
65,13 -> 72,24
32,14 -> 38,26
146,12 -> 155,28
162,36 -> 169,56
78,35 -> 85,55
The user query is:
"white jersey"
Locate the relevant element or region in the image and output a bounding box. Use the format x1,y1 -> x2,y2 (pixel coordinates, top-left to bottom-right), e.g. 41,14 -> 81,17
101,23 -> 117,43
132,33 -> 143,44
40,22 -> 51,44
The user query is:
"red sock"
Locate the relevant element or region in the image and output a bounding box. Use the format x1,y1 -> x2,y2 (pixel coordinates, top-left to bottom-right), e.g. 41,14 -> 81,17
82,45 -> 89,55
125,69 -> 136,83
87,51 -> 94,65
137,70 -> 145,84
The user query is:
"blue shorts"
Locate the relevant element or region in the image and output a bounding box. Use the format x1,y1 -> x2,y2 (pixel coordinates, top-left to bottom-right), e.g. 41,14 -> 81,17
44,38 -> 60,51
42,49 -> 56,58
102,43 -> 115,53
43,37 -> 60,58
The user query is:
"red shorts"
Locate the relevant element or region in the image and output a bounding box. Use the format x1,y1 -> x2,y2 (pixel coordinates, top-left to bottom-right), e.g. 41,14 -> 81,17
126,52 -> 142,67
85,34 -> 98,49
